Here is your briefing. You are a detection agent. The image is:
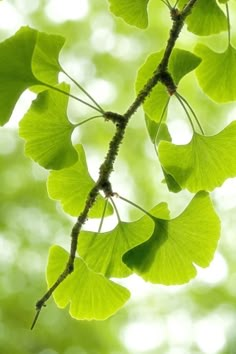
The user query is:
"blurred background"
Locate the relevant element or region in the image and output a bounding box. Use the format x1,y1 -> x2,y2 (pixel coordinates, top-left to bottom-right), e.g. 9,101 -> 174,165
0,0 -> 236,353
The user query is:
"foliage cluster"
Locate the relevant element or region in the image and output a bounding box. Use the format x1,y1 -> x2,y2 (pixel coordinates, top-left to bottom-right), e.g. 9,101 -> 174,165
0,0 -> 235,327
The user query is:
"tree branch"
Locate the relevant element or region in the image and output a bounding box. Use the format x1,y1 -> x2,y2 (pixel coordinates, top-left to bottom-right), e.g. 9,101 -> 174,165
31,0 -> 198,329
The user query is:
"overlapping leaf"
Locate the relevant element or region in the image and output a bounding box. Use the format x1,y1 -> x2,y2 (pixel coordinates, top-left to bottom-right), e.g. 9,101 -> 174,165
145,116 -> 171,145
78,203 -> 169,277
108,0 -> 149,29
123,192 -> 220,285
195,44 -> 236,103
136,48 -> 201,122
19,83 -> 77,170
178,0 -> 227,35
158,121 -> 236,193
47,245 -> 130,320
0,26 -> 64,125
47,144 -> 113,218
145,116 -> 181,193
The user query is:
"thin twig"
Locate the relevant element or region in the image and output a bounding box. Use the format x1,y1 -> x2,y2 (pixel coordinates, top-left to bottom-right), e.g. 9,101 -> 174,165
118,195 -> 154,220
31,0 -> 199,329
62,69 -> 105,113
73,115 -> 103,128
226,3 -> 231,46
175,92 -> 204,135
43,83 -> 103,113
175,93 -> 195,132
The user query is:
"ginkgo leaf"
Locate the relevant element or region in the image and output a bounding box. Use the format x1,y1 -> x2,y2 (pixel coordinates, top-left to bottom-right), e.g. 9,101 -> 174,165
78,203 -> 169,277
158,121 -> 236,193
108,0 -> 149,29
0,26 -> 64,125
19,83 -> 77,170
47,245 -> 130,320
123,192 -> 220,285
162,170 -> 182,193
136,48 -> 201,122
31,31 -> 64,85
178,0 -> 227,35
145,116 -> 171,145
195,44 -> 236,103
47,144 -> 113,218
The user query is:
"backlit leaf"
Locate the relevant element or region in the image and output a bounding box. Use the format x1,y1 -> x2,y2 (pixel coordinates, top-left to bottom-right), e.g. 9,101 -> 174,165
47,245 -> 130,320
158,121 -> 236,193
19,83 -> 77,170
108,0 -> 149,29
31,31 -> 64,85
78,203 -> 169,277
0,26 -> 64,125
136,48 -> 201,122
178,0 -> 227,35
162,170 -> 182,193
123,192 -> 220,285
145,116 -> 171,145
47,144 -> 113,218
195,44 -> 236,103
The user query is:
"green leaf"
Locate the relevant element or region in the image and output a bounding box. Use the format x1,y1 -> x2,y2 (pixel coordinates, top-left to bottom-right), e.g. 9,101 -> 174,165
158,121 -> 236,193
195,44 -> 236,103
108,0 -> 149,29
78,204 -> 169,277
145,116 -> 171,145
19,83 -> 77,170
136,48 -> 201,122
179,0 -> 227,35
162,170 -> 182,193
31,31 -> 64,85
0,26 -> 64,126
47,245 -> 130,320
123,192 -> 220,285
47,144 -> 113,218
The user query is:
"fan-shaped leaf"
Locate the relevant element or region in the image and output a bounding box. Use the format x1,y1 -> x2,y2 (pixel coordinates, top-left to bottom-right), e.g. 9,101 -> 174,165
195,44 -> 236,103
108,0 -> 149,29
179,0 -> 227,35
158,121 -> 236,193
47,245 -> 130,320
0,26 -> 64,125
136,48 -> 201,122
78,203 -> 169,277
123,192 -> 220,285
47,144 -> 113,218
31,31 -> 64,84
19,83 -> 77,170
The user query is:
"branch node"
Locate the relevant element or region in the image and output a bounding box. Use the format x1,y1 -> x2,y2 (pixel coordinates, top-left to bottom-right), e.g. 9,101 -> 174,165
159,71 -> 177,95
170,8 -> 181,21
104,111 -> 124,124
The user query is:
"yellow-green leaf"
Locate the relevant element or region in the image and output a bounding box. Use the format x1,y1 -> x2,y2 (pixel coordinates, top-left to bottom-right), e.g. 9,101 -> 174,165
19,83 -> 77,170
108,0 -> 149,29
179,0 -> 227,35
195,44 -> 236,103
78,204 -> 169,277
158,121 -> 236,193
47,245 -> 130,320
47,144 -> 113,218
0,26 -> 64,125
123,192 -> 220,285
